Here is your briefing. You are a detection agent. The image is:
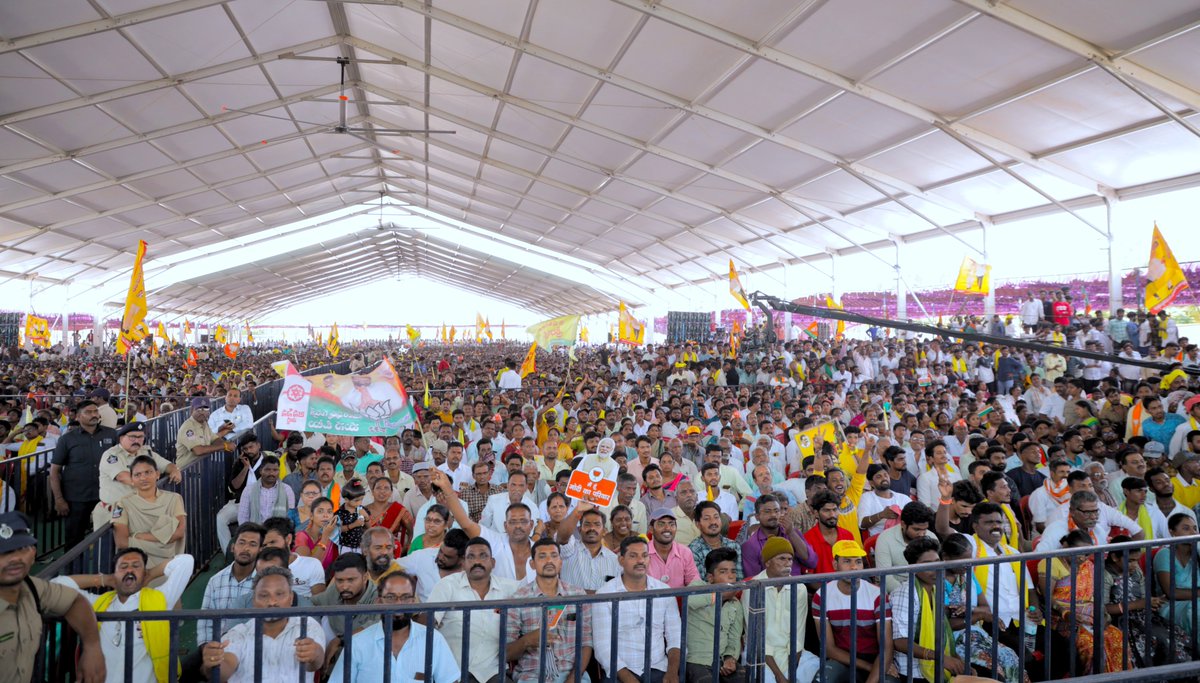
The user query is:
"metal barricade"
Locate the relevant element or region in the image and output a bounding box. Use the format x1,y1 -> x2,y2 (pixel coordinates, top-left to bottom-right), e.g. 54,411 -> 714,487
0,444 -> 62,557
31,534 -> 1200,683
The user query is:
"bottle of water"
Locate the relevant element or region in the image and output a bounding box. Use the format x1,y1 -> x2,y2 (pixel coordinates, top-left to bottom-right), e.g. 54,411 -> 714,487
1023,606 -> 1040,653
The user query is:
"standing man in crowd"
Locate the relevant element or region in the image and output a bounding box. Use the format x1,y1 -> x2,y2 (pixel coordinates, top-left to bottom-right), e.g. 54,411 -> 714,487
51,400 -> 118,548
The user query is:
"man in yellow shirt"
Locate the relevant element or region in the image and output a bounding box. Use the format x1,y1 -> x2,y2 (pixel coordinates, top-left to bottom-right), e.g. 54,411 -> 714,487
1171,451 -> 1200,510
816,438 -> 869,544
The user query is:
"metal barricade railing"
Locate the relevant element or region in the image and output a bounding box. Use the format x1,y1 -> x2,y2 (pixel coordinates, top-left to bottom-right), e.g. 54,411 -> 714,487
17,360 -> 350,562
31,533 -> 1200,683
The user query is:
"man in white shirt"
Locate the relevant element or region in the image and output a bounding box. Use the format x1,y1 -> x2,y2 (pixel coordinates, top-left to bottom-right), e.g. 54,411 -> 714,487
966,504 -> 1040,635
857,465 -> 912,538
52,551 -> 194,683
592,537 -> 682,682
263,517 -> 327,597
497,359 -> 522,390
434,468 -> 537,582
208,388 -> 255,438
1028,460 -> 1072,531
436,441 -> 472,492
481,471 -> 537,533
200,567 -> 326,683
427,538 -> 519,683
1038,490 -> 1142,551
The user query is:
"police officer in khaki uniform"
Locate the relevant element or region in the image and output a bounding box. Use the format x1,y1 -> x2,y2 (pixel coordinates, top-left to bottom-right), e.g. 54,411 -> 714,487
0,511 -> 105,683
175,397 -> 234,469
93,422 -> 183,530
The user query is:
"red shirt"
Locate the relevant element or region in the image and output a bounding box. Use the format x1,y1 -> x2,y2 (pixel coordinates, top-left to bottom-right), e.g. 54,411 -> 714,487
803,524 -> 853,575
1052,301 -> 1072,326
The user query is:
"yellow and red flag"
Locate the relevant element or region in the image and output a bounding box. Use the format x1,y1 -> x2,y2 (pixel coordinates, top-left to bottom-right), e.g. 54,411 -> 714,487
825,296 -> 846,339
24,315 -> 51,349
326,323 -> 340,358
520,342 -> 538,378
116,240 -> 150,355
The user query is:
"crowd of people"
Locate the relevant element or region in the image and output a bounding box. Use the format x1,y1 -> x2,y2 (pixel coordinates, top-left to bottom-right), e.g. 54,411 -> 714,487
3,302 -> 1200,683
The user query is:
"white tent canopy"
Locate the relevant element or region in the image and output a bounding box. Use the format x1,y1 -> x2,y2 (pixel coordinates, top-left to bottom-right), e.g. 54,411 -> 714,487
1,0 -> 1199,320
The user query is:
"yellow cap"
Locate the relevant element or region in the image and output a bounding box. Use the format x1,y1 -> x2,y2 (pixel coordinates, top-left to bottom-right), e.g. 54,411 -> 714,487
832,540 -> 866,559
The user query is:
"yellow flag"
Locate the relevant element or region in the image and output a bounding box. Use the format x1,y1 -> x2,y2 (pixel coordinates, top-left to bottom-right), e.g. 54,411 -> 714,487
326,323 -> 340,358
476,313 -> 486,342
953,256 -> 991,295
501,319 -> 506,339
150,337 -> 159,358
618,302 -> 645,345
245,320 -> 254,344
527,315 -> 580,349
825,296 -> 846,339
423,380 -> 431,408
183,319 -> 193,335
449,326 -> 457,342
520,342 -> 537,378
115,240 -> 150,355
215,325 -> 228,344
729,259 -> 751,311
1146,223 -> 1190,314
155,321 -> 170,342
24,315 -> 51,349
794,421 -> 838,458
580,326 -> 589,343
406,324 -> 420,344
485,317 -> 493,341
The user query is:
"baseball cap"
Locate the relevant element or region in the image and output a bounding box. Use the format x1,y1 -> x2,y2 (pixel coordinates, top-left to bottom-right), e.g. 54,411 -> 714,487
0,512 -> 37,554
1186,395 -> 1200,413
832,540 -> 867,559
1144,441 -> 1166,458
649,508 -> 676,522
1172,451 -> 1199,470
685,426 -> 702,435
430,439 -> 448,453
190,397 -> 210,411
412,461 -> 432,473
340,451 -> 359,462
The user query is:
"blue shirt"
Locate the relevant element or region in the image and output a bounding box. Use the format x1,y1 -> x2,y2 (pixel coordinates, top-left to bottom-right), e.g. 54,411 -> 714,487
327,620 -> 460,683
1143,413 -> 1186,449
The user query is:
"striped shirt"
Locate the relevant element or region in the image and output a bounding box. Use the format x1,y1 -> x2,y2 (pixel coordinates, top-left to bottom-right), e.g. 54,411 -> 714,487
559,535 -> 621,592
811,580 -> 887,657
505,580 -> 593,683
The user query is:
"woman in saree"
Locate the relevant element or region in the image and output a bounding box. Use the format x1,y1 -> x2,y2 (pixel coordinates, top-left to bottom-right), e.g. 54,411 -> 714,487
658,451 -> 687,493
1044,530 -> 1125,674
1105,535 -> 1191,666
364,475 -> 414,556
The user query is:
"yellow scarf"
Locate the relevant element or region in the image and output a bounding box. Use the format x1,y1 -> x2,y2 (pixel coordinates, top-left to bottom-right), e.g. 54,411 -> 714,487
951,357 -> 967,375
1051,331 -> 1065,345
917,583 -> 955,682
999,502 -> 1020,548
1119,501 -> 1153,540
95,588 -> 173,683
972,535 -> 1022,626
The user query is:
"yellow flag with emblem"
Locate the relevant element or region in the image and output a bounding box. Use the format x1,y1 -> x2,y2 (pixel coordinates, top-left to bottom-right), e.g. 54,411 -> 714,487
406,324 -> 420,344
215,325 -> 227,344
155,321 -> 170,343
953,256 -> 991,295
1146,223 -> 1190,314
115,240 -> 150,355
520,342 -> 537,378
24,315 -> 51,349
794,421 -> 837,458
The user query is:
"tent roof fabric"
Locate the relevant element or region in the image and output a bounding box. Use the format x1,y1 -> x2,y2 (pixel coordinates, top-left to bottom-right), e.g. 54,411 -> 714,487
1,0 -> 1199,316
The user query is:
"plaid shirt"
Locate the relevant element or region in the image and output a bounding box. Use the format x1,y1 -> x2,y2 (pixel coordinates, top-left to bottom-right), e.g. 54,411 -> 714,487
198,564 -> 255,639
459,483 -> 506,522
688,536 -> 744,581
787,501 -> 819,535
505,580 -> 593,683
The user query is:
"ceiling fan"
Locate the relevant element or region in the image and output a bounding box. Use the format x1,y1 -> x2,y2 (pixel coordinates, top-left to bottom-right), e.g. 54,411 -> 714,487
220,54 -> 454,155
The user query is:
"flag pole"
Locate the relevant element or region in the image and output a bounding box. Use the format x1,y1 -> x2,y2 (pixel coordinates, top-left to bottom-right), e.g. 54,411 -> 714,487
122,339 -> 133,419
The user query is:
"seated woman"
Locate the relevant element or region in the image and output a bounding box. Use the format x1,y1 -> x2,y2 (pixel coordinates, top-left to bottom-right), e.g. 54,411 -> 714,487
1154,513 -> 1199,635
408,503 -> 449,553
293,496 -> 338,572
658,451 -> 688,493
1042,529 -> 1125,675
602,505 -> 635,553
113,455 -> 187,578
364,476 -> 413,556
1104,534 -> 1190,667
288,480 -> 322,538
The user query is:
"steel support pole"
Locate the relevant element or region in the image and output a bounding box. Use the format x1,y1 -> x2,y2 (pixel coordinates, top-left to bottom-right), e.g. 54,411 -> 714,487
894,239 -> 907,320
1106,197 -> 1123,312
982,219 -> 996,315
